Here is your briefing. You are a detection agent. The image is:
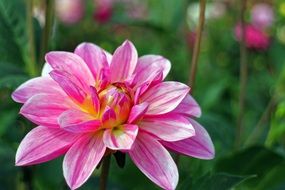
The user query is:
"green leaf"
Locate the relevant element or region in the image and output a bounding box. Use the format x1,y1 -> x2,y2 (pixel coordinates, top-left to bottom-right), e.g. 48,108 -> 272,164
0,75 -> 29,89
0,0 -> 28,70
266,100 -> 285,146
0,109 -> 18,137
178,173 -> 254,190
256,161 -> 285,190
215,146 -> 284,187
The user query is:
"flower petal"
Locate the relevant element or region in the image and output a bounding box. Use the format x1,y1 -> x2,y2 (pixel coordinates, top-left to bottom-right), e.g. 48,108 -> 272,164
45,51 -> 95,92
171,94 -> 202,118
63,134 -> 106,190
101,106 -> 117,128
140,82 -> 190,115
16,126 -> 79,166
127,102 -> 148,123
110,40 -> 138,82
41,63 -> 53,76
59,109 -> 101,133
50,70 -> 87,103
140,113 -> 195,142
20,94 -> 72,127
129,132 -> 178,190
74,42 -> 109,79
162,119 -> 215,159
133,55 -> 171,87
90,86 -> 100,113
103,124 -> 138,150
12,77 -> 63,103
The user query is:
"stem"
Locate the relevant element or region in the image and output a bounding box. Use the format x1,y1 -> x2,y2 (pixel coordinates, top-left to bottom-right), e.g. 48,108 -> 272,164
188,0 -> 206,90
22,168 -> 33,190
39,0 -> 54,65
175,0 -> 206,165
26,0 -> 37,76
235,0 -> 247,148
244,97 -> 275,146
99,155 -> 111,190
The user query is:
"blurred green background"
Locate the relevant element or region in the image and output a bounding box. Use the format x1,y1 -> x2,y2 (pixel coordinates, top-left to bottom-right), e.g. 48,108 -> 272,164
1,0 -> 285,189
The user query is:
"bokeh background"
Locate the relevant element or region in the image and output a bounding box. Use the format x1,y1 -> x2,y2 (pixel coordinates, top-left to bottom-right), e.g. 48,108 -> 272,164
1,0 -> 285,189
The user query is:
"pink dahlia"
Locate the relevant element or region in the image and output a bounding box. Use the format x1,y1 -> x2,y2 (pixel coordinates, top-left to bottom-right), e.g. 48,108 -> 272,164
93,0 -> 113,24
235,24 -> 270,50
12,40 -> 214,190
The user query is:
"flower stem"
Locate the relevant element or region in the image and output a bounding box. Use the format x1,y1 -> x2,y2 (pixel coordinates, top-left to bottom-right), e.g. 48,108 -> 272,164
235,0 -> 248,148
188,0 -> 206,90
26,0 -> 37,76
39,0 -> 54,65
99,155 -> 111,190
175,0 -> 206,165
244,97 -> 276,146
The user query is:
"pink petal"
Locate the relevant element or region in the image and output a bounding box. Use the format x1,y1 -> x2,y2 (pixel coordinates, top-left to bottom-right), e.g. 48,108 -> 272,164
16,126 -> 79,166
12,77 -> 63,103
74,42 -> 109,79
50,70 -> 87,103
171,95 -> 202,118
101,106 -> 117,128
63,133 -> 106,190
41,63 -> 53,76
128,132 -> 178,190
162,119 -> 215,160
58,109 -> 101,133
90,86 -> 100,113
45,51 -> 95,92
20,94 -> 72,127
132,55 -> 171,87
140,113 -> 195,142
127,102 -> 148,123
103,124 -> 138,150
110,40 -> 138,82
140,82 -> 190,115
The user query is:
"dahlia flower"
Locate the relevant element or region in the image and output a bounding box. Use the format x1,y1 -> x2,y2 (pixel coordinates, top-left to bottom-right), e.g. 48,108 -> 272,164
235,24 -> 270,50
12,40 -> 214,190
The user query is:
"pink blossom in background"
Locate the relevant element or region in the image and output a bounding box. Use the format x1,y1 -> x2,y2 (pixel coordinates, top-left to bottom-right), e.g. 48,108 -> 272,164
55,0 -> 85,24
93,0 -> 113,23
12,40 -> 214,190
251,3 -> 274,29
235,24 -> 270,50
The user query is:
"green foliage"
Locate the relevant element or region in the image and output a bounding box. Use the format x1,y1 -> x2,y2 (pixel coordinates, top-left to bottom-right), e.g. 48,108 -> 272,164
180,173 -> 255,190
1,0 -> 285,189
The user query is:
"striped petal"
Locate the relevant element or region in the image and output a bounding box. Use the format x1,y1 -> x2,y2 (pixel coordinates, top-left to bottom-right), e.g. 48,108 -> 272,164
129,132 -> 178,190
59,109 -> 101,133
50,70 -> 87,103
127,102 -> 148,123
140,113 -> 195,142
63,134 -> 106,190
12,77 -> 63,103
140,82 -> 190,115
171,95 -> 202,118
45,51 -> 95,92
132,55 -> 171,88
110,40 -> 138,82
162,119 -> 215,160
74,42 -> 109,80
16,126 -> 79,166
20,94 -> 72,127
103,124 -> 138,150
